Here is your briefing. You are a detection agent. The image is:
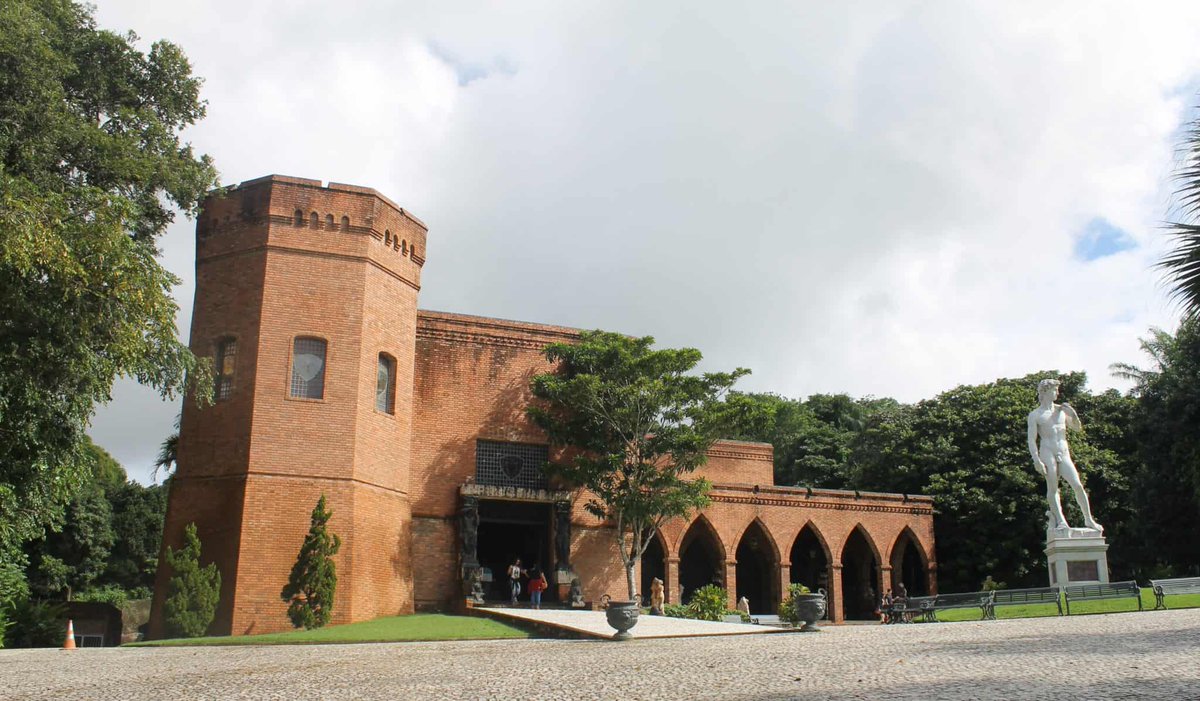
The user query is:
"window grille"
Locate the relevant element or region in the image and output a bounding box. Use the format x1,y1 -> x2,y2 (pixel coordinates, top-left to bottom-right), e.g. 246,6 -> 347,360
214,338 -> 237,401
376,354 -> 395,414
290,337 -> 326,399
475,441 -> 549,490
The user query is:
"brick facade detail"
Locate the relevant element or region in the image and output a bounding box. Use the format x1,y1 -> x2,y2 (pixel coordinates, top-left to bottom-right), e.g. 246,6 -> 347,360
150,175 -> 935,637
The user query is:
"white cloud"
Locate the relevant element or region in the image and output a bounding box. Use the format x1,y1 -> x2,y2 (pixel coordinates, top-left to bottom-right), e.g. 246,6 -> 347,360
87,0 -> 1200,481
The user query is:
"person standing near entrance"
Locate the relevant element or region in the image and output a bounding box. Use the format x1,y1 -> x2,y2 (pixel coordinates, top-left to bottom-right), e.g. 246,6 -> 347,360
528,564 -> 547,609
508,558 -> 524,605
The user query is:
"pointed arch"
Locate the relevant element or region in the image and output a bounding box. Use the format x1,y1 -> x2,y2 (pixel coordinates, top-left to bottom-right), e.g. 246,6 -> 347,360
840,523 -> 882,620
639,529 -> 668,607
734,517 -> 781,565
677,515 -> 726,604
889,526 -> 930,597
674,514 -> 726,562
734,518 -> 780,614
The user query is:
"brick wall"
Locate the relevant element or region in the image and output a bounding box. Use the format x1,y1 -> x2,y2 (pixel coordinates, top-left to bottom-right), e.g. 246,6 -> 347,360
153,174 -> 935,635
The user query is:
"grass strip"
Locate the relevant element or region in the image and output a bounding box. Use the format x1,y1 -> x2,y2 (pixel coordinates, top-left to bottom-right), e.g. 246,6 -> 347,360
129,613 -> 532,646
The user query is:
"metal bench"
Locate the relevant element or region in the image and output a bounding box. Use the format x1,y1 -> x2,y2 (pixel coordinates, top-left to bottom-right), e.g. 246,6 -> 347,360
1149,576 -> 1200,610
1063,581 -> 1142,615
986,586 -> 1062,619
885,596 -> 934,623
923,591 -> 993,622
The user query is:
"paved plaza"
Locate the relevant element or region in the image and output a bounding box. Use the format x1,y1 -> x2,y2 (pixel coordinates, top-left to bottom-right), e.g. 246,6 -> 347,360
3,608 -> 1198,700
476,607 -> 790,638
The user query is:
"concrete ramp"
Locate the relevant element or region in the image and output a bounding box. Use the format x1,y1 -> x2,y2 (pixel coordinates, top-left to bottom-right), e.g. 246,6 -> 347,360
473,607 -> 794,640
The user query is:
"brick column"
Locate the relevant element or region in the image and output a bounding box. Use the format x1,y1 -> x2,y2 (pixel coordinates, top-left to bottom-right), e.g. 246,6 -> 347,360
724,560 -> 738,610
927,562 -> 939,595
830,563 -> 845,623
666,557 -> 680,605
880,565 -> 893,598
778,562 -> 792,607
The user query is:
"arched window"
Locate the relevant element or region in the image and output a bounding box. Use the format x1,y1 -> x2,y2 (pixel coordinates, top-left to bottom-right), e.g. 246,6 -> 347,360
401,240 -> 408,256
294,209 -> 304,225
376,353 -> 396,414
341,215 -> 350,230
290,337 -> 327,399
385,230 -> 392,246
310,212 -> 319,227
214,337 -> 237,401
325,214 -> 334,228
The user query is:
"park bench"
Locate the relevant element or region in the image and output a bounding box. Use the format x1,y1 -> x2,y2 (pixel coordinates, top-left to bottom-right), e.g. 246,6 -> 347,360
921,591 -> 994,622
883,597 -> 926,624
986,586 -> 1062,619
1063,580 -> 1142,615
1149,576 -> 1200,610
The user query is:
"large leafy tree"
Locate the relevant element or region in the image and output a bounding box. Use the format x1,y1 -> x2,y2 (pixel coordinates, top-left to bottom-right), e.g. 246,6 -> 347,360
0,0 -> 217,571
1159,104 -> 1200,318
1116,321 -> 1200,575
528,331 -> 752,601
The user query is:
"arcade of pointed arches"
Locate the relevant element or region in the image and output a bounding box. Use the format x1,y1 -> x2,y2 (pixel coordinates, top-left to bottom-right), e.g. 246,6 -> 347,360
639,515 -> 934,622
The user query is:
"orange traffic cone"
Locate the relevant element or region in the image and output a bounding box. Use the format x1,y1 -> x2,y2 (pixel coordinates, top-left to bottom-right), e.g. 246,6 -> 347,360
63,619 -> 76,650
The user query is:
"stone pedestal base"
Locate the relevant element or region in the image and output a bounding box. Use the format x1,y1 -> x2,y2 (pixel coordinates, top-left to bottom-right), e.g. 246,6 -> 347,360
1045,527 -> 1109,586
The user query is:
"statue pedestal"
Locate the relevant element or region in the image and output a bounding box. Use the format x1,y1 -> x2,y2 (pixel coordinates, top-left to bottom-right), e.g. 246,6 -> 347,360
1045,527 -> 1109,586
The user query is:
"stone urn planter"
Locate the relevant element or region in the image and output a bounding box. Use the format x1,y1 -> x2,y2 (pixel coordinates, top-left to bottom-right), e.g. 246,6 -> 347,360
605,601 -> 640,640
790,589 -> 827,632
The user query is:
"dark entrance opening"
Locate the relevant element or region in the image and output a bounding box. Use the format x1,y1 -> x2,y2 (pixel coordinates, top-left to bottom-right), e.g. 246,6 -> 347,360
639,532 -> 666,607
841,527 -> 880,620
679,519 -> 723,605
890,532 -> 928,597
790,525 -> 830,619
735,521 -> 778,615
476,500 -> 554,603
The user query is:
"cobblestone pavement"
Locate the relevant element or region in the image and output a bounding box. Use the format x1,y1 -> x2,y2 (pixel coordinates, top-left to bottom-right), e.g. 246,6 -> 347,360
3,608 -> 1198,700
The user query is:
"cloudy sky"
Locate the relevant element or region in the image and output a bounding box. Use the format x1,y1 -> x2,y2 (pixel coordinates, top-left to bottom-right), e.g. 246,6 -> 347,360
89,1 -> 1200,483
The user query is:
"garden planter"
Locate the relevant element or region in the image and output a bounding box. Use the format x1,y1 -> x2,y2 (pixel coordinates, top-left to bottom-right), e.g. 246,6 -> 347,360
605,601 -> 640,640
791,591 -> 826,632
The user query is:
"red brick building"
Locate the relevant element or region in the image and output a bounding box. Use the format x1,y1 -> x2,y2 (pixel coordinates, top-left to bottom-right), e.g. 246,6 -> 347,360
149,175 -> 935,637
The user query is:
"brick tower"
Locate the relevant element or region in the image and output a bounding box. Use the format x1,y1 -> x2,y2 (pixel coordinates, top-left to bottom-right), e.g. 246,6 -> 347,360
149,175 -> 426,637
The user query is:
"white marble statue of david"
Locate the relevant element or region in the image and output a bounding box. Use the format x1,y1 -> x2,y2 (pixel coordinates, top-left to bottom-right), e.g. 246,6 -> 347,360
1027,378 -> 1102,533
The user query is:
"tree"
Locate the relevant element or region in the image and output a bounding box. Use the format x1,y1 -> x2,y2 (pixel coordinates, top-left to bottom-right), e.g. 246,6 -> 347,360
0,0 -> 217,564
280,495 -> 341,629
104,480 -> 167,592
25,477 -> 113,599
162,523 -> 220,638
527,331 -> 752,601
1159,102 -> 1200,318
1117,321 -> 1200,575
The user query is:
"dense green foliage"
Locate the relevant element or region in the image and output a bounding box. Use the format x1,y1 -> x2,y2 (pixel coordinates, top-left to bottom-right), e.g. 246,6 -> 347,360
1117,320 -> 1200,575
163,523 -> 220,638
730,364 -> 1192,593
528,331 -> 754,600
0,0 -> 216,574
777,582 -> 813,626
281,496 -> 342,630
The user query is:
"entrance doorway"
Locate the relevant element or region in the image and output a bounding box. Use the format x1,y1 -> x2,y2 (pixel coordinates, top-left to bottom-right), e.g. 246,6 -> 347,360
890,530 -> 928,597
735,521 -> 778,615
476,500 -> 554,603
639,532 -> 666,607
790,525 -> 831,619
678,518 -> 724,605
840,527 -> 880,620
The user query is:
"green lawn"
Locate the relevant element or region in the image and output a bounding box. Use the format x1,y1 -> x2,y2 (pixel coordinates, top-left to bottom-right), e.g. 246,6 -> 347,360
934,587 -> 1200,622
129,614 -> 532,646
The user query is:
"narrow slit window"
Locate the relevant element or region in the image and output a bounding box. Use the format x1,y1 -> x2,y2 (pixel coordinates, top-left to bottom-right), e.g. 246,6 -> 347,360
341,215 -> 350,230
376,353 -> 396,414
310,212 -> 319,227
294,209 -> 304,225
290,337 -> 327,399
214,338 -> 237,401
